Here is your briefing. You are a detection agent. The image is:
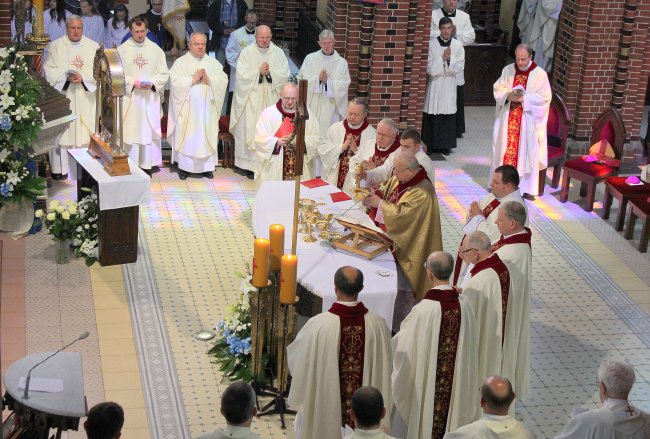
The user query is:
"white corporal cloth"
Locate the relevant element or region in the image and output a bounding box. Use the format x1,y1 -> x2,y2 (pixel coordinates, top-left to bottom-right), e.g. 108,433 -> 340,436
253,180 -> 398,324
68,148 -> 151,210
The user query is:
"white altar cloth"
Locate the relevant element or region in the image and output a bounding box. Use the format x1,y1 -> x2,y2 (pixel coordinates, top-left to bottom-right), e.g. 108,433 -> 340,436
253,180 -> 397,325
68,148 -> 151,211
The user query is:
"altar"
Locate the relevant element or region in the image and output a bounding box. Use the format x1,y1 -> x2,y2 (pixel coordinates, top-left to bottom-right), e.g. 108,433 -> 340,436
253,180 -> 398,325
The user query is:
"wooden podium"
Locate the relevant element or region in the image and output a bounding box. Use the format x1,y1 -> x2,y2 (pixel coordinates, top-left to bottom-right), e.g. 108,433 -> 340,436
332,218 -> 392,260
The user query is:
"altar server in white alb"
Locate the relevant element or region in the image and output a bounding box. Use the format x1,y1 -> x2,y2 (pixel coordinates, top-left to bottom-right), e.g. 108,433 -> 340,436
44,15 -> 99,179
297,30 -> 351,136
168,33 -> 228,180
230,25 -> 290,174
392,251 -> 479,439
117,16 -> 169,175
225,10 -> 258,95
422,17 -> 465,155
319,97 -> 376,189
431,0 -> 474,138
79,0 -> 105,44
288,267 -> 393,439
254,83 -> 321,187
491,44 -> 551,198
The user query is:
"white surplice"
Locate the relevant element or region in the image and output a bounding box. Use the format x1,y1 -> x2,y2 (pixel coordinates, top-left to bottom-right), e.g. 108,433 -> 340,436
287,307 -> 393,439
443,414 -> 536,438
168,52 -> 228,172
319,120 -> 376,188
424,38 -> 464,115
297,50 -> 351,135
344,138 -> 400,195
44,35 -> 99,174
225,26 -> 256,93
491,63 -> 551,196
195,425 -> 261,439
230,42 -> 290,171
82,15 -> 106,44
554,398 -> 650,439
430,8 -> 474,87
44,10 -> 70,44
391,288 -> 479,438
253,103 -> 320,187
367,149 -> 436,187
493,232 -> 532,401
118,37 -> 169,169
461,255 -> 521,399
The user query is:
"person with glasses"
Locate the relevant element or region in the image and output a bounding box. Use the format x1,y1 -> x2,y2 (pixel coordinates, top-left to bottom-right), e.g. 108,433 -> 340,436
361,153 -> 442,332
392,251 -> 479,438
253,82 -> 321,187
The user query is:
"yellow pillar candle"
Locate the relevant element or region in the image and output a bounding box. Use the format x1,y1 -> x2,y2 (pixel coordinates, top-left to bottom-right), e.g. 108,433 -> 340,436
252,238 -> 270,287
269,224 -> 285,271
280,254 -> 298,304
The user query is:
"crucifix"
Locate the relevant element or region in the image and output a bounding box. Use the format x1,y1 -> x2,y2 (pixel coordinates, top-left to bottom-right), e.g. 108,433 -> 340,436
290,79 -> 309,254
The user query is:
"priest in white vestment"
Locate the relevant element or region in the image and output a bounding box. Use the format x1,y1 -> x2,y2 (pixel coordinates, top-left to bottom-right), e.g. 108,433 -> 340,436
195,381 -> 261,439
297,30 -> 351,137
168,33 -> 228,179
344,119 -> 402,194
117,17 -> 169,174
444,376 -> 535,438
230,25 -> 290,173
392,251 -> 479,439
44,15 -> 99,178
422,17 -> 464,154
288,267 -> 393,439
528,0 -> 563,72
491,202 -> 532,402
254,83 -> 320,187
460,232 -> 527,407
452,165 -> 528,286
346,387 -> 397,439
364,129 -> 436,187
225,10 -> 258,94
319,98 -> 376,189
80,0 -> 105,44
431,0 -> 474,138
554,359 -> 650,439
491,44 -> 551,197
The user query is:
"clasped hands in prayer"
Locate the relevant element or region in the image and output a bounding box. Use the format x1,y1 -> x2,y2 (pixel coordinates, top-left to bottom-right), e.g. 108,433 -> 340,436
441,47 -> 452,62
342,134 -> 358,153
259,62 -> 270,76
467,201 -> 482,220
192,68 -> 210,85
319,68 -> 329,82
67,71 -> 82,84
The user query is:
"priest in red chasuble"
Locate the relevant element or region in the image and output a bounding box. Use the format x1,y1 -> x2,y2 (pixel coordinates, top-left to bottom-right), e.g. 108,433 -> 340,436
287,267 -> 393,439
392,251 -> 479,439
491,44 -> 551,198
362,153 -> 443,331
254,82 -> 321,188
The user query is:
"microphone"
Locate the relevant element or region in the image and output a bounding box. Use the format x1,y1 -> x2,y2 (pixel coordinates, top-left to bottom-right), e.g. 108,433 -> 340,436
23,331 -> 90,400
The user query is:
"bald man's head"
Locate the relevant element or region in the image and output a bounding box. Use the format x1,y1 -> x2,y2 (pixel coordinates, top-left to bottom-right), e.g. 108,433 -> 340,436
480,376 -> 515,414
256,25 -> 272,48
334,266 -> 364,299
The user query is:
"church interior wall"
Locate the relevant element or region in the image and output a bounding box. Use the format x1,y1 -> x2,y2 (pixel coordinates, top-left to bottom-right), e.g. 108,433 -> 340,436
498,0 -> 517,40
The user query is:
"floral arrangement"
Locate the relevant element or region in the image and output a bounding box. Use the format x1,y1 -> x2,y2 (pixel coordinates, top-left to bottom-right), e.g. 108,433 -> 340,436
208,270 -> 261,382
0,45 -> 46,205
37,199 -> 79,240
72,188 -> 99,266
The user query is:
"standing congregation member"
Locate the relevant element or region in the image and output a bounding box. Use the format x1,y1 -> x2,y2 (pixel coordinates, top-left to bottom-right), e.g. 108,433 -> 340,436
225,10 -> 258,107
168,33 -> 228,180
431,0 -> 474,138
118,16 -> 169,175
105,4 -> 129,48
195,381 -> 260,439
392,251 -> 479,438
319,98 -> 376,190
288,267 -> 393,439
207,0 -> 247,65
79,0 -> 105,44
44,0 -> 70,44
44,15 -> 98,180
230,25 -> 290,176
491,43 -> 551,199
422,17 -> 464,155
144,0 -> 168,50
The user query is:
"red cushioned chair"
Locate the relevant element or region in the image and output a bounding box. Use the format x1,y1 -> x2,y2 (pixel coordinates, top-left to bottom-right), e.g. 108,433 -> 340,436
219,115 -> 235,168
539,92 -> 571,195
559,107 -> 626,212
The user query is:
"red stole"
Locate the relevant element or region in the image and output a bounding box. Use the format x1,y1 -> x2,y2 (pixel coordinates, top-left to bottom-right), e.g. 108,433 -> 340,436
491,227 -> 532,252
275,100 -> 297,180
423,287 -> 461,439
336,118 -> 370,189
370,135 -> 401,168
329,302 -> 369,428
452,198 -> 502,286
470,254 -> 510,346
369,167 -> 430,230
503,61 -> 537,167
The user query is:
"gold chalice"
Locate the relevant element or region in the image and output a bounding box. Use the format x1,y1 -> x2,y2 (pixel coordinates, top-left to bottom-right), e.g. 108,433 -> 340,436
302,214 -> 318,243
299,199 -> 316,233
315,220 -> 331,239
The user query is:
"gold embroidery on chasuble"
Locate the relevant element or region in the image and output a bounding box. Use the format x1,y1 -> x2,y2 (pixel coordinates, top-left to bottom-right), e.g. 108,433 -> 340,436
337,148 -> 355,189
503,72 -> 530,167
70,55 -> 85,70
282,144 -> 296,180
133,54 -> 149,70
339,324 -> 364,428
498,268 -> 511,347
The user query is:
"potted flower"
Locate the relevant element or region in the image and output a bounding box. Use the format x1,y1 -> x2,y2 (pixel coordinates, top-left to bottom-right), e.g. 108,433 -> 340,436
71,188 -> 99,266
37,200 -> 79,264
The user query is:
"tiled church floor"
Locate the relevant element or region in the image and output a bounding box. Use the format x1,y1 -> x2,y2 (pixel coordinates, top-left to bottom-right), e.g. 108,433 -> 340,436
2,106 -> 650,439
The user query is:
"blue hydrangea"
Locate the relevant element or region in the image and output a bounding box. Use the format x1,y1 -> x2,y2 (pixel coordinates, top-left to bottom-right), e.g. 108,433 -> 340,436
0,182 -> 13,197
0,115 -> 11,131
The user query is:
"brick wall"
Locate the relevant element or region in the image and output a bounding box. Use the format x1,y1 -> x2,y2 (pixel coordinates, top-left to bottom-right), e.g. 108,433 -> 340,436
553,0 -> 650,158
0,1 -> 11,46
